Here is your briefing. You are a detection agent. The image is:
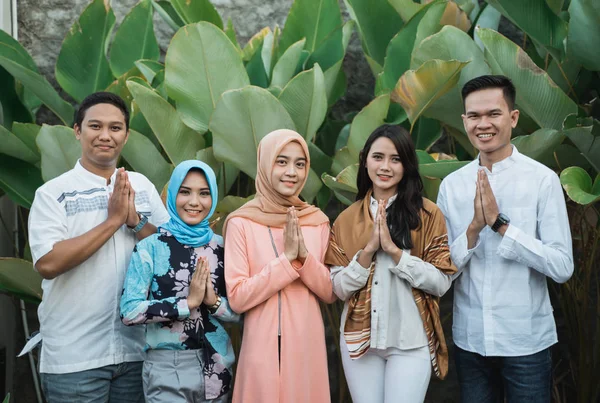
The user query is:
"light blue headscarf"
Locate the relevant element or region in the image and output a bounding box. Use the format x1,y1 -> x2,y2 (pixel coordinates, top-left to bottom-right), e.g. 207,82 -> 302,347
161,160 -> 218,247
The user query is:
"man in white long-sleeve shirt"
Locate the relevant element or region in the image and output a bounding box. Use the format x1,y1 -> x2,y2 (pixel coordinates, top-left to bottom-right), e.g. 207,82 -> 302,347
437,75 -> 573,403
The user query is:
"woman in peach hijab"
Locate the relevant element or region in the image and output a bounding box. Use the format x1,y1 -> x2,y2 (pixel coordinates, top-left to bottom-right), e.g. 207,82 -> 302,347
223,129 -> 336,403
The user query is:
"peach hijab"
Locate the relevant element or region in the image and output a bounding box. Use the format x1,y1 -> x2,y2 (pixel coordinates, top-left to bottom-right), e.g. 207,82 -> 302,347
222,129 -> 329,236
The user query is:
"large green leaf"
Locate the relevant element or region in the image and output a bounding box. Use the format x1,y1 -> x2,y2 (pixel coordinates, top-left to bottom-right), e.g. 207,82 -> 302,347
0,29 -> 39,71
128,81 -> 204,165
121,129 -> 172,191
476,28 -> 578,131
170,0 -> 223,29
347,94 -> 390,159
0,155 -> 43,208
55,0 -> 116,103
270,38 -> 306,88
322,164 -> 358,205
511,128 -> 565,163
301,168 -> 323,203
106,67 -> 145,105
419,159 -> 471,179
0,68 -> 32,129
279,65 -> 328,142
343,0 -> 404,66
0,258 -> 43,304
546,58 -> 581,97
413,1 -> 448,52
391,59 -> 469,130
473,4 -> 502,51
562,115 -> 600,173
560,167 -> 600,205
322,21 -> 353,105
376,2 -> 440,94
307,142 -> 333,177
211,195 -> 254,235
151,1 -> 185,31
109,0 -> 160,77
11,123 -> 41,158
413,117 -> 442,151
484,0 -> 568,59
0,56 -> 74,125
0,125 -> 39,164
567,0 -> 600,71
411,26 -> 491,131
224,17 -> 242,53
278,0 -> 343,57
387,0 -> 425,21
36,125 -> 81,182
165,22 -> 249,133
209,86 -> 296,178
331,147 -> 356,176
134,60 -> 164,83
196,147 -> 240,198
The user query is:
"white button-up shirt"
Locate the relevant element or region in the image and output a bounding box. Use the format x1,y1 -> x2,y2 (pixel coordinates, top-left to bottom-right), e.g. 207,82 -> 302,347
331,195 -> 453,350
29,161 -> 170,373
437,146 -> 573,357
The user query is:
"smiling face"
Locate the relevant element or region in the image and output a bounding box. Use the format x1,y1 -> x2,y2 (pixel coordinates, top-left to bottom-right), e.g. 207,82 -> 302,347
75,103 -> 129,172
270,141 -> 307,197
462,88 -> 519,166
365,137 -> 404,200
175,170 -> 213,226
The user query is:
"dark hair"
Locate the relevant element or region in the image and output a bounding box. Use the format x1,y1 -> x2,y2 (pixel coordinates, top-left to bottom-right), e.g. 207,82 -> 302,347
74,92 -> 130,131
357,124 -> 424,250
461,75 -> 516,110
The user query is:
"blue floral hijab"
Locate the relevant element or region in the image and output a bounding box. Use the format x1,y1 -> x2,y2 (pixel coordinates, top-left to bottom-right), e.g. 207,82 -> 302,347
160,160 -> 218,247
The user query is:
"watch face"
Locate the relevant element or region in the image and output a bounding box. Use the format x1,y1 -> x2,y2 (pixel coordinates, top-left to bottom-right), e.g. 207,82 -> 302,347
498,213 -> 510,224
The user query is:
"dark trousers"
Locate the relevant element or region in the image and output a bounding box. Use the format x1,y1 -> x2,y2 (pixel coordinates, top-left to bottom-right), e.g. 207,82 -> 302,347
454,345 -> 552,403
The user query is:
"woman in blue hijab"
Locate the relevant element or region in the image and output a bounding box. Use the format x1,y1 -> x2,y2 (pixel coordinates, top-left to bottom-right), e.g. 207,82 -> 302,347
121,160 -> 239,403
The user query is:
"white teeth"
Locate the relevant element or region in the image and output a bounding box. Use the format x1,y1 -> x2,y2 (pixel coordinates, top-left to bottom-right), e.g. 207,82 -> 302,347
477,133 -> 494,138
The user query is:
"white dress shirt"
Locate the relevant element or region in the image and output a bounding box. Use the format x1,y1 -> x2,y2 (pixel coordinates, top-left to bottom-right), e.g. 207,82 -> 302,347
28,161 -> 170,373
331,195 -> 453,350
437,146 -> 573,357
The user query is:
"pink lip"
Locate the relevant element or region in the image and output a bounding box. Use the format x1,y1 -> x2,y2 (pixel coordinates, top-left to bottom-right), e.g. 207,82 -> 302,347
377,175 -> 391,181
96,145 -> 113,151
282,181 -> 296,187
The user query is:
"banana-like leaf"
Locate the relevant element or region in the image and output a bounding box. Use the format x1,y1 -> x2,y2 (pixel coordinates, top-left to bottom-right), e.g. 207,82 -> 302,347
55,0 -> 116,103
242,27 -> 271,62
121,129 -> 172,191
224,17 -> 242,53
261,26 -> 279,81
106,67 -> 145,105
560,167 -> 600,205
0,29 -> 39,71
347,94 -> 390,159
391,59 -> 469,130
546,58 -> 581,97
0,258 -> 43,304
376,1 -> 440,94
0,68 -> 32,128
411,26 -> 491,131
477,28 -> 578,131
331,146 -> 356,176
170,0 -> 223,29
419,159 -> 471,178
151,1 -> 185,31
474,4 -> 502,51
343,0 -> 404,66
270,38 -> 306,89
387,0 -> 425,21
413,2 -> 448,51
0,125 -> 39,164
11,123 -> 41,157
511,128 -> 565,163
135,60 -> 164,83
413,117 -> 442,151
36,125 -> 81,182
165,22 -> 249,133
321,20 -> 354,105
278,0 -> 343,57
128,81 -> 204,165
209,86 -> 296,179
211,195 -> 254,235
109,0 -> 160,77
279,65 -> 328,142
196,147 -> 240,198
440,1 -> 472,32
562,114 -> 600,173
307,142 -> 333,177
567,0 -> 600,71
0,155 -> 43,208
302,168 -> 323,204
0,56 -> 74,126
484,0 -> 568,60
322,164 -> 358,205
246,38 -> 270,88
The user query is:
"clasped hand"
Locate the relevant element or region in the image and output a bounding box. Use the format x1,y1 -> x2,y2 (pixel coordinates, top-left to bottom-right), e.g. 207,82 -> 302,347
107,168 -> 139,228
187,256 -> 218,310
471,169 -> 500,232
364,200 -> 401,259
283,207 -> 309,264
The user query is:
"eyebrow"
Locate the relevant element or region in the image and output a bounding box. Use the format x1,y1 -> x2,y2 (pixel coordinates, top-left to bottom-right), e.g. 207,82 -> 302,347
371,151 -> 400,157
180,186 -> 210,191
87,119 -> 124,125
277,155 -> 307,161
466,108 -> 503,115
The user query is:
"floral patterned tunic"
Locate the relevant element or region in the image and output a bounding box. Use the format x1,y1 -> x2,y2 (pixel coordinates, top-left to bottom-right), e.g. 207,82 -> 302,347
120,228 -> 239,399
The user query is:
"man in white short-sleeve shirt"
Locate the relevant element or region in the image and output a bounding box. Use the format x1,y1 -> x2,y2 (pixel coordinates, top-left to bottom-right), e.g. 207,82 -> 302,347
28,92 -> 169,403
437,75 -> 573,403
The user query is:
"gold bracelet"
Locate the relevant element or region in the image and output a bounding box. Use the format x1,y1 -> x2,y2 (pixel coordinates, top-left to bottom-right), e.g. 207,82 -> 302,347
208,295 -> 222,314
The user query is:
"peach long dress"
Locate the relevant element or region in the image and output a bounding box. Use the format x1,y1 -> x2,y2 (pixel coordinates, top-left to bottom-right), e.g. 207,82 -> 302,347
225,217 -> 336,403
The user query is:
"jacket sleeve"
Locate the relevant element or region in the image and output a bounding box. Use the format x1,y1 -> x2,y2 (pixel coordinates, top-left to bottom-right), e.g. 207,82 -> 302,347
296,223 -> 337,303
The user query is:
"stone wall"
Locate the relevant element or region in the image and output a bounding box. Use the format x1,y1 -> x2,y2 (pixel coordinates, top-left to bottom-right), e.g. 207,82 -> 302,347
17,0 -> 373,124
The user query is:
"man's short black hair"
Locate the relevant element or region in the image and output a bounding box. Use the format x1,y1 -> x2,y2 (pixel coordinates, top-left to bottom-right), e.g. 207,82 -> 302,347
461,75 -> 516,111
74,92 -> 130,131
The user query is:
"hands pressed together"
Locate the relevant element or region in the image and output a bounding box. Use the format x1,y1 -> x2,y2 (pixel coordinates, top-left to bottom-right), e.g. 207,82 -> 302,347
107,168 -> 140,228
187,256 -> 219,310
468,169 -> 503,246
283,207 -> 309,264
359,200 -> 403,266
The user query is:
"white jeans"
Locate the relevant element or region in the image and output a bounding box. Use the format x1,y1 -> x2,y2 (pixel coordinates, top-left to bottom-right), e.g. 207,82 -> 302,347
341,338 -> 432,403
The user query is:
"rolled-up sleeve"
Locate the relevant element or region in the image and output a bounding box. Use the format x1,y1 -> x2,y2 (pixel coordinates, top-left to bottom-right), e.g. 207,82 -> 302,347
330,252 -> 371,301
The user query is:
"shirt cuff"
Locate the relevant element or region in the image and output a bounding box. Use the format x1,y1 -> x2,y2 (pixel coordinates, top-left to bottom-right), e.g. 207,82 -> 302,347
177,297 -> 191,319
497,224 -> 520,260
389,252 -> 417,280
452,231 -> 481,268
278,254 -> 302,281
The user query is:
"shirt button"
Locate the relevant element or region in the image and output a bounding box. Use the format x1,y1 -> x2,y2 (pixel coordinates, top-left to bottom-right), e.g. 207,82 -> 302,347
373,309 -> 376,313
374,281 -> 378,285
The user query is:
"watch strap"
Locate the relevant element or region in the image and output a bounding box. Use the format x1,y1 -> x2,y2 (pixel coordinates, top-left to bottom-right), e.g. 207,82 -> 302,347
132,213 -> 148,233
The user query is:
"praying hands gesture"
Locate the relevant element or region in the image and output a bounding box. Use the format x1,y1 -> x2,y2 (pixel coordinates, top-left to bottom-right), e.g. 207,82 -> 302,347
283,207 -> 308,264
359,200 -> 403,267
467,169 -> 503,247
187,257 -> 218,310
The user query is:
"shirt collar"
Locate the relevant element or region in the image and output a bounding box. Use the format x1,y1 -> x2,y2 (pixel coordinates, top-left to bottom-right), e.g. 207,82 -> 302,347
74,159 -> 118,186
370,192 -> 398,208
477,145 -> 519,174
